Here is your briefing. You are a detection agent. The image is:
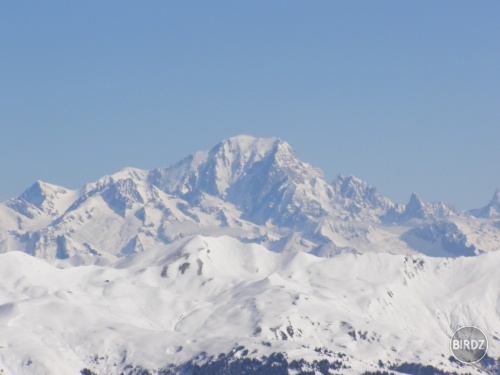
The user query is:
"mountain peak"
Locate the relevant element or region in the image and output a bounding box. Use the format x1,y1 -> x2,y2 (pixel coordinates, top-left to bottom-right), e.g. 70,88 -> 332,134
85,167 -> 148,194
469,188 -> 500,219
8,180 -> 77,219
106,167 -> 148,184
492,188 -> 500,203
408,192 -> 424,207
146,135 -> 328,228
225,134 -> 280,146
111,167 -> 148,181
18,180 -> 67,209
398,192 -> 456,223
215,135 -> 285,161
398,192 -> 428,222
150,135 -> 298,198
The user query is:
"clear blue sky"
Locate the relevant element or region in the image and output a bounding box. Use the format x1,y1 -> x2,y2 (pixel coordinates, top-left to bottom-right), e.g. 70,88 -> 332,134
1,1 -> 499,209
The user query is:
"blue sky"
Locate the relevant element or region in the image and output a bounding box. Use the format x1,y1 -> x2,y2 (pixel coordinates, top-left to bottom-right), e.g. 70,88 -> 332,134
1,1 -> 499,209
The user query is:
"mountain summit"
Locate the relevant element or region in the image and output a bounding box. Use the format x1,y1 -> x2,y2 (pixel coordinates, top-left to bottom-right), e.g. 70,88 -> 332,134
470,188 -> 500,219
149,135 -> 287,198
149,135 -> 334,228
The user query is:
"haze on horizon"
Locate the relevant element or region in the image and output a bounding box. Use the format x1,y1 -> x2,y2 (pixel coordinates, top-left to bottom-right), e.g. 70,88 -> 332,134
1,1 -> 499,210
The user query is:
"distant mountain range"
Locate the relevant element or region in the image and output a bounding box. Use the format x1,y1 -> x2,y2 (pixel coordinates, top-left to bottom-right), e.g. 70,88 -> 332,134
1,135 -> 499,261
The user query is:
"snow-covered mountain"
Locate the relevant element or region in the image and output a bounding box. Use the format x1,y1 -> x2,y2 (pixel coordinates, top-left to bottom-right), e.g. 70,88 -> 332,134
0,236 -> 498,374
1,135 -> 499,374
394,192 -> 457,224
470,189 -> 500,219
1,135 -> 499,260
331,174 -> 395,221
149,135 -> 335,228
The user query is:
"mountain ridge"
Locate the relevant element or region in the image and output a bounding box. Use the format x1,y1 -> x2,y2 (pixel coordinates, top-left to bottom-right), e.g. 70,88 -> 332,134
1,135 -> 499,260
0,235 -> 498,374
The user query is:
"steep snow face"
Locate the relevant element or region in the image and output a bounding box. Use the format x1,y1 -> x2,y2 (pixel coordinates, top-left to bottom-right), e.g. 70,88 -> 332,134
0,236 -> 497,375
470,189 -> 500,219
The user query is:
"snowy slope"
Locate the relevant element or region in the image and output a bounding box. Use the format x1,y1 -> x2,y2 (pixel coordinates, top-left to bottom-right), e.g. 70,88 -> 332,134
0,236 -> 498,375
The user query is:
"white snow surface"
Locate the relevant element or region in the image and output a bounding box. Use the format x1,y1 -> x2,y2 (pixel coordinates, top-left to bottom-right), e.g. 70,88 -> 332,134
0,235 -> 498,374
